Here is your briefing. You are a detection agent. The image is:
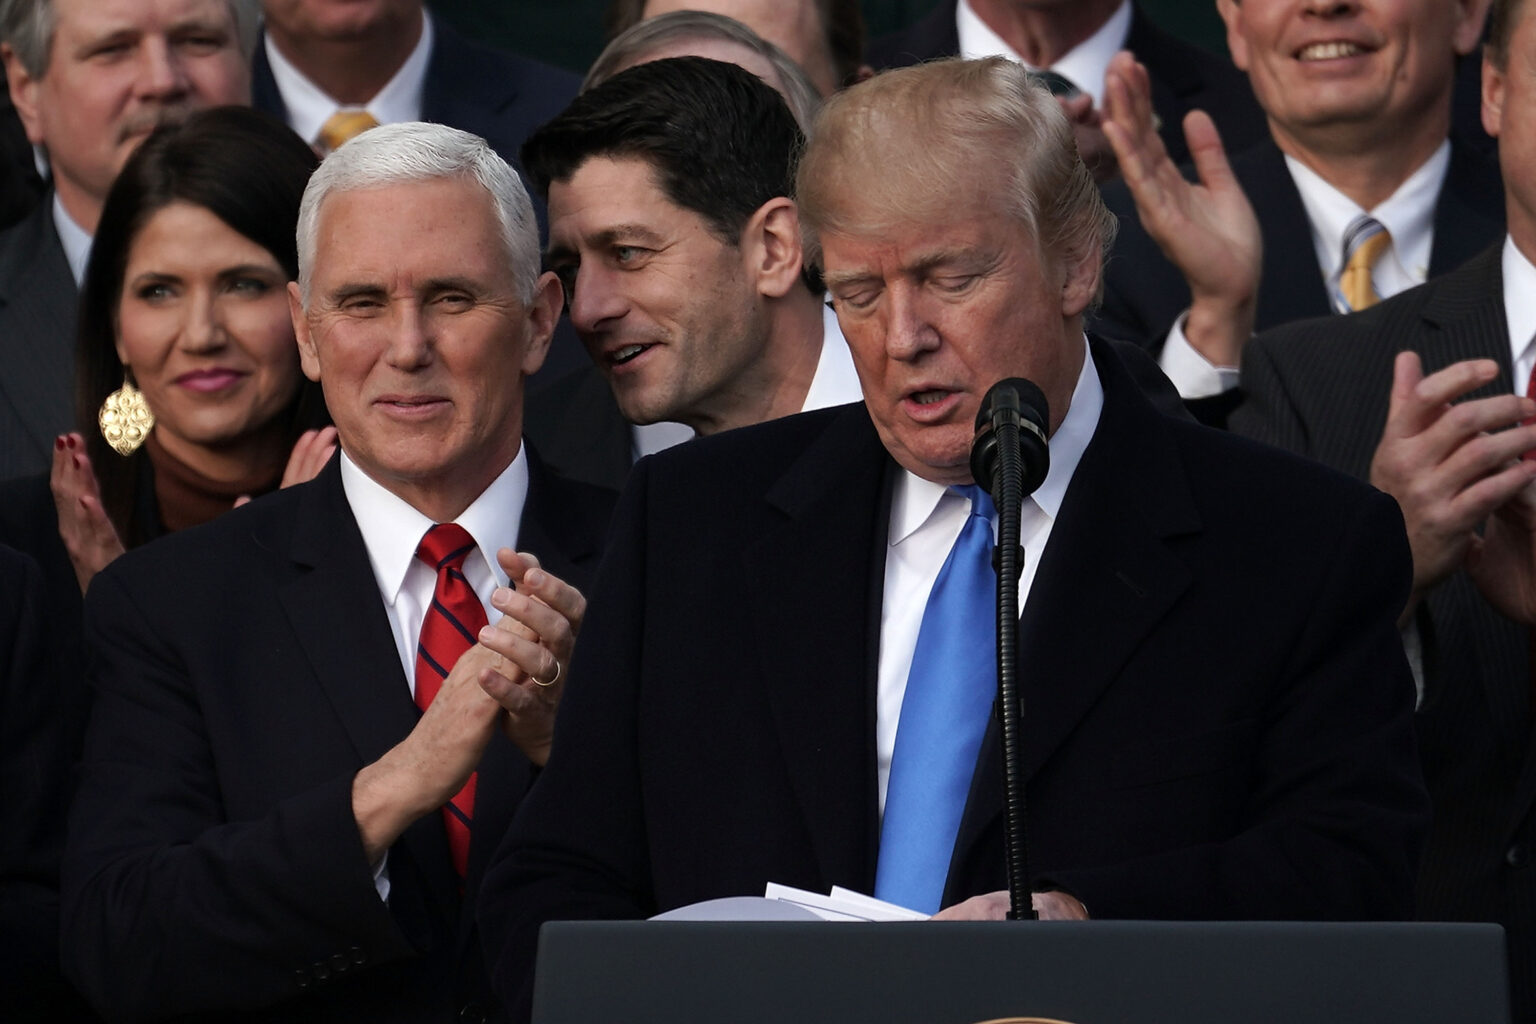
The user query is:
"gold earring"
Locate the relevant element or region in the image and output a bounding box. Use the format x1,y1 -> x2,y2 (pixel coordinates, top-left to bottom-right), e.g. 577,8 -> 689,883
98,375 -> 154,456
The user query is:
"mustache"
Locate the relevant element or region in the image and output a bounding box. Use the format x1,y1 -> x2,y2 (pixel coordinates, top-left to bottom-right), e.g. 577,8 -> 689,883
116,104 -> 194,144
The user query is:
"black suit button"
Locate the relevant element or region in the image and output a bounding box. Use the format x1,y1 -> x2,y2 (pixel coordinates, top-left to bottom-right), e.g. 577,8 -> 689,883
294,969 -> 310,991
329,953 -> 350,974
1508,844 -> 1529,868
349,945 -> 368,966
459,1003 -> 488,1023
312,961 -> 331,982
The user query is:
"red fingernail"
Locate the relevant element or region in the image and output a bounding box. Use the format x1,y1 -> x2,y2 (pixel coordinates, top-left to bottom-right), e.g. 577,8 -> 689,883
72,455 -> 81,468
65,435 -> 76,450
55,436 -> 65,450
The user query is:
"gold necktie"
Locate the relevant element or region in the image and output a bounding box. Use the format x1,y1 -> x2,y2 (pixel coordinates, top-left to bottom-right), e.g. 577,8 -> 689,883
1338,217 -> 1392,312
317,110 -> 379,154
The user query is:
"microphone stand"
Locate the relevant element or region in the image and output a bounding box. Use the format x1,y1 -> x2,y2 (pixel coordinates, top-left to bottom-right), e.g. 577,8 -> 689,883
989,414 -> 1034,921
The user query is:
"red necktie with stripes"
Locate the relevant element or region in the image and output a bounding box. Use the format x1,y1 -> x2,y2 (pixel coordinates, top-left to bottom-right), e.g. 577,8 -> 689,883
414,523 -> 487,878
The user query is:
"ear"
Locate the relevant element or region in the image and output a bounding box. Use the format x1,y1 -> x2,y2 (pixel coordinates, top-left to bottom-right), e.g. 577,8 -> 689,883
1216,0 -> 1249,73
1484,45 -> 1507,139
1454,0 -> 1493,57
3,43 -> 46,146
289,282 -> 323,383
519,271 -> 564,377
742,197 -> 805,301
1058,243 -> 1102,321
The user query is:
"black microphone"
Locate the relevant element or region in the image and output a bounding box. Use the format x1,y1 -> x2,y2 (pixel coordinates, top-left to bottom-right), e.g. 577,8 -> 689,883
969,378 -> 1050,503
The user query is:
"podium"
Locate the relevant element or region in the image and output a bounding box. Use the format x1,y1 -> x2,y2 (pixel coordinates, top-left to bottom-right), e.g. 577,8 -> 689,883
533,920 -> 1508,1023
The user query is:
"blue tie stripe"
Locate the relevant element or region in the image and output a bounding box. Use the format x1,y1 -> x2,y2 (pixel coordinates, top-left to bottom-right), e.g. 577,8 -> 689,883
876,485 -> 998,914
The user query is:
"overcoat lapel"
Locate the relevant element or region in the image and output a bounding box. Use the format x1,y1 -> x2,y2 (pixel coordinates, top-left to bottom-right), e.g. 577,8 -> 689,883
950,343 -> 1201,885
745,407 -> 891,891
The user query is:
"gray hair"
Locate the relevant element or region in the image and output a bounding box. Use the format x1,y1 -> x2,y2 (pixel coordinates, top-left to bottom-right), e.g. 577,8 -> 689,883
797,56 -> 1116,294
295,121 -> 542,306
1,0 -> 259,78
583,10 -> 821,131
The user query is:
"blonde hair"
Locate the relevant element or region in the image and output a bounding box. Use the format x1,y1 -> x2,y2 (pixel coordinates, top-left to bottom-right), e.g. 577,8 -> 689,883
796,57 -> 1115,284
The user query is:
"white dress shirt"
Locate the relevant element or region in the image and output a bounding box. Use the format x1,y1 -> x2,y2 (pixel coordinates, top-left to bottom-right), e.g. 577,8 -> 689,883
957,0 -> 1132,109
1504,236 -> 1536,394
631,301 -> 865,458
1160,141 -> 1451,398
53,194 -> 92,286
262,11 -> 434,149
875,342 -> 1104,811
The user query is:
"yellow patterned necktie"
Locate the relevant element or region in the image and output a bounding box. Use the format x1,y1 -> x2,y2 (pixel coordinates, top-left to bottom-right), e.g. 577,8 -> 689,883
317,110 -> 379,154
1336,215 -> 1392,312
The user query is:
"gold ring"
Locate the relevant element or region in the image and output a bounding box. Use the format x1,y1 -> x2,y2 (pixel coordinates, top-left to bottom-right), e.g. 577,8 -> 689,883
533,659 -> 562,688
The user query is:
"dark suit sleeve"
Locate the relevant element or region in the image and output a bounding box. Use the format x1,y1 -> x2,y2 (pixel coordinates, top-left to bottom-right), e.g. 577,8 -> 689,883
479,461 -> 657,1020
61,567 -> 417,1022
1039,488 -> 1427,919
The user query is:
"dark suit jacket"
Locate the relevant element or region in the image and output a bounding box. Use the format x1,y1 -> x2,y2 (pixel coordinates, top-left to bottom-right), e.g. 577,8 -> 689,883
1232,244 -> 1536,1023
480,338 -> 1428,1018
866,1 -> 1268,167
0,199 -> 78,482
1094,137 -> 1506,356
60,454 -> 614,1023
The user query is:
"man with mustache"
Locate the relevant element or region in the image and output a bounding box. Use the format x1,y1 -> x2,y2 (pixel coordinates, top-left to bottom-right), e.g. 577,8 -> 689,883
0,0 -> 255,480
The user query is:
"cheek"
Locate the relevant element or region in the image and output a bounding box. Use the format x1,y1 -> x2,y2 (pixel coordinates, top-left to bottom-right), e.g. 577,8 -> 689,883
234,301 -> 304,398
115,306 -> 174,382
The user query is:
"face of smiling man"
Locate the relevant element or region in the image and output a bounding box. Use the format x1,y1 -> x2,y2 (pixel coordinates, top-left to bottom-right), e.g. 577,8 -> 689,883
293,174 -> 561,521
1217,0 -> 1486,160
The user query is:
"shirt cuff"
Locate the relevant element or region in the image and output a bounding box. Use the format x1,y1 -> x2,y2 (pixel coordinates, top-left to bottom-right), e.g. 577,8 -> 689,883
1401,618 -> 1425,711
1158,311 -> 1241,399
372,850 -> 391,903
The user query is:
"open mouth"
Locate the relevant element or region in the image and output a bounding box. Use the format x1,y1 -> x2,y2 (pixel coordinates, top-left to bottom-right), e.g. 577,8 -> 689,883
1296,41 -> 1370,61
910,389 -> 950,406
610,344 -> 654,366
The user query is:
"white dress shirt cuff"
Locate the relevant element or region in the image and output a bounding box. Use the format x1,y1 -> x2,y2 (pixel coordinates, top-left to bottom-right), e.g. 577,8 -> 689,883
1158,310 -> 1241,398
372,851 -> 391,903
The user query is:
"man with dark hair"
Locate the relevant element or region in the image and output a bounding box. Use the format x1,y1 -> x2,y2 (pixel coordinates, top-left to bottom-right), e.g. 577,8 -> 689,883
604,0 -> 863,95
1231,0 -> 1536,1015
0,0 -> 254,480
521,56 -> 861,492
481,56 -> 1427,1020
867,0 -> 1266,179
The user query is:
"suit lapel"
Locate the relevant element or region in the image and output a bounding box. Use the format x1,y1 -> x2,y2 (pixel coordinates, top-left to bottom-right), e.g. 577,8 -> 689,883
0,202 -> 78,460
745,407 -> 889,891
249,32 -> 290,124
1238,144 -> 1334,329
1428,142 -> 1505,278
951,342 -> 1200,884
266,462 -> 459,896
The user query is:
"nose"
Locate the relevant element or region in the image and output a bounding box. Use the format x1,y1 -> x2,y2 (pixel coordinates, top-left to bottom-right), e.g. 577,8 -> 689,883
882,284 -> 941,362
179,290 -> 225,354
1300,0 -> 1359,16
565,263 -> 627,337
383,302 -> 433,370
134,36 -> 191,101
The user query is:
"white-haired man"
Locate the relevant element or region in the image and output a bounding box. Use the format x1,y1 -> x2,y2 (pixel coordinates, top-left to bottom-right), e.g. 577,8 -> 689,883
61,121 -> 613,1023
0,0 -> 257,479
481,57 -> 1428,1020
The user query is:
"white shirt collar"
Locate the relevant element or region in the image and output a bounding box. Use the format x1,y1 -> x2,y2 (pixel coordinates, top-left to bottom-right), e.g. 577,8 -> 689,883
1503,235 -> 1536,393
632,300 -> 866,458
262,10 -> 434,148
956,0 -> 1131,108
52,193 -> 92,286
1284,140 -> 1448,301
890,337 -> 1103,544
339,444 -> 528,605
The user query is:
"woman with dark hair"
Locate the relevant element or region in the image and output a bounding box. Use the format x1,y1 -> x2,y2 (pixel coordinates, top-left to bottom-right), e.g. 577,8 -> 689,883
48,105 -> 335,590
0,107 -> 331,1020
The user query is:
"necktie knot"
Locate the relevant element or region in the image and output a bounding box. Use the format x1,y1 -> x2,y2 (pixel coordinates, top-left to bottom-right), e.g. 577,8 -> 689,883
955,484 -> 994,524
318,109 -> 379,153
416,523 -> 477,574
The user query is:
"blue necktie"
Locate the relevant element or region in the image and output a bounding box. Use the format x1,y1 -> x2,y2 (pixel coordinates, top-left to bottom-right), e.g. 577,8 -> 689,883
876,485 -> 997,914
